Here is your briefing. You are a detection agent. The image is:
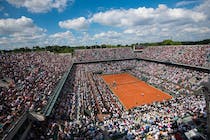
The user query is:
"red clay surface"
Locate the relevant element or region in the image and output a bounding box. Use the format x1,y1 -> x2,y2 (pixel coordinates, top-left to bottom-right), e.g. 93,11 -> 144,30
101,73 -> 172,110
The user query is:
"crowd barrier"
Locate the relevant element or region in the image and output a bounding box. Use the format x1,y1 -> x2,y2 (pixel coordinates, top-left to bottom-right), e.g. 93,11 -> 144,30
42,64 -> 74,116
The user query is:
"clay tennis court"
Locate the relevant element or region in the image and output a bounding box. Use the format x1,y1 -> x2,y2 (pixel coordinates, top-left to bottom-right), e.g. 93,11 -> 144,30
101,73 -> 172,110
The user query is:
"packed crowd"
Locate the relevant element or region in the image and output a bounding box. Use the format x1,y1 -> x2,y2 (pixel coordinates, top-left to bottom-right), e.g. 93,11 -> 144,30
0,52 -> 72,137
131,61 -> 209,95
74,47 -> 136,62
1,45 -> 209,139
73,45 -> 210,68
28,60 -> 208,139
28,60 -> 135,139
102,94 -> 206,140
137,45 -> 210,68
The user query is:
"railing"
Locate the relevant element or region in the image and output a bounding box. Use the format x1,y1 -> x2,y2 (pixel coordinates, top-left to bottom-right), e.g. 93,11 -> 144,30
2,111 -> 28,140
137,58 -> 210,73
42,63 -> 74,116
74,57 -> 137,64
1,64 -> 74,140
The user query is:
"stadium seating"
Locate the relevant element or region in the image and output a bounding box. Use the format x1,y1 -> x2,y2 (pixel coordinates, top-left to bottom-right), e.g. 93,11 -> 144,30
137,45 -> 210,68
0,52 -> 72,138
1,45 -> 209,139
28,59 -> 208,139
74,47 -> 136,62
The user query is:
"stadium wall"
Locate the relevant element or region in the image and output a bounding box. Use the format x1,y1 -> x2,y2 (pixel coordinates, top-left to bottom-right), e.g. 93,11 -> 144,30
74,57 -> 137,64
137,58 -> 210,73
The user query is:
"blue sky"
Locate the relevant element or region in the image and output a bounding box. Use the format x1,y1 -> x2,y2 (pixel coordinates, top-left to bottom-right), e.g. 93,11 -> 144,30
0,0 -> 210,49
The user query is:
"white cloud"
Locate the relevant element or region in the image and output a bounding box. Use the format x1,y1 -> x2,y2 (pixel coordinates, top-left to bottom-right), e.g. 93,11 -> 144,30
6,0 -> 72,13
0,16 -> 46,49
195,0 -> 210,19
0,16 -> 45,35
59,17 -> 89,30
49,30 -> 73,38
1,1 -> 210,49
91,4 -> 206,27
182,26 -> 210,33
91,31 -> 129,45
94,31 -> 121,39
56,1 -> 209,44
4,13 -> 9,17
87,3 -> 209,44
0,17 -> 78,49
0,33 -> 47,49
176,0 -> 199,7
48,31 -> 75,45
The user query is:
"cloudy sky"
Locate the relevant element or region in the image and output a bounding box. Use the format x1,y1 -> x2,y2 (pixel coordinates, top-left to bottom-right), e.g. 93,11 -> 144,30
0,0 -> 210,49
